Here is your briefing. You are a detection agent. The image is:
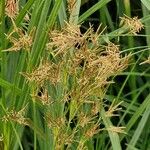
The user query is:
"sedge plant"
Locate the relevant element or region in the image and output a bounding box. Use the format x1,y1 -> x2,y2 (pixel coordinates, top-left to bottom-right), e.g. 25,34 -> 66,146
0,0 -> 150,150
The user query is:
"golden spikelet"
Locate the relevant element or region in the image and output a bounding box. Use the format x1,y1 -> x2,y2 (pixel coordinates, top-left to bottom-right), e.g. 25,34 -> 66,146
21,60 -> 61,85
140,56 -> 150,65
78,112 -> 96,128
31,89 -> 54,105
105,101 -> 123,117
2,105 -> 29,126
3,20 -> 34,52
107,126 -> 126,134
67,0 -> 77,14
5,0 -> 19,18
120,15 -> 144,35
84,123 -> 101,139
47,22 -> 82,56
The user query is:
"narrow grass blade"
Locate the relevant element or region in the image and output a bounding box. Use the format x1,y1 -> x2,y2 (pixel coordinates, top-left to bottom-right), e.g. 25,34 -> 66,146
78,0 -> 112,23
141,0 -> 150,11
121,94 -> 150,140
101,106 -> 122,150
126,97 -> 150,149
0,78 -> 22,95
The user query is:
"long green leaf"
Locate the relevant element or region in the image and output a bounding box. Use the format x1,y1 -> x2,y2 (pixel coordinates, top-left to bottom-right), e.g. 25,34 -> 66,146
127,100 -> 150,149
121,94 -> 150,140
0,78 -> 22,95
141,0 -> 150,11
78,0 -> 112,23
101,107 -> 122,150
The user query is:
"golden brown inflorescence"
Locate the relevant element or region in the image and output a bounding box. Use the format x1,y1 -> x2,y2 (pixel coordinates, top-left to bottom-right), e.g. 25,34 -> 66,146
140,56 -> 150,65
105,101 -> 123,117
22,60 -> 61,86
2,106 -> 29,126
47,23 -> 130,89
2,0 -> 145,147
3,24 -> 34,52
5,0 -> 19,18
120,15 -> 144,35
5,18 -> 134,148
106,126 -> 126,134
45,22 -> 130,148
47,22 -> 83,56
67,0 -> 77,14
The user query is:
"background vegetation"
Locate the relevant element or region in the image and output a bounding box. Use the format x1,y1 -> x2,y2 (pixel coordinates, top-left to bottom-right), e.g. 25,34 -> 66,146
0,0 -> 150,150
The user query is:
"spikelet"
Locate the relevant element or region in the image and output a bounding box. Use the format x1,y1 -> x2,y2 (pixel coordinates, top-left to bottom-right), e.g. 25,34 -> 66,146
5,0 -> 19,18
140,56 -> 150,65
120,15 -> 144,35
2,106 -> 29,126
3,19 -> 34,52
21,60 -> 61,85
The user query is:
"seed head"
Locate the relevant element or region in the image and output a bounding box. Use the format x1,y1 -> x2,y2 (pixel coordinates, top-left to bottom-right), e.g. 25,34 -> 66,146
2,106 -> 29,126
45,114 -> 66,129
140,56 -> 150,65
120,15 -> 144,35
84,123 -> 101,139
32,89 -> 54,105
78,112 -> 95,128
5,0 -> 19,18
47,22 -> 82,56
67,0 -> 77,14
107,126 -> 126,134
22,60 -> 61,85
3,22 -> 33,52
105,101 -> 123,117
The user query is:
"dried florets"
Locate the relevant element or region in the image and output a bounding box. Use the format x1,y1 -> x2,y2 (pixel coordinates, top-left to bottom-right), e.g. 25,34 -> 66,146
3,23 -> 34,52
67,0 -> 77,14
140,56 -> 150,65
47,22 -> 83,56
78,112 -> 96,128
105,101 -> 123,117
106,126 -> 126,134
70,42 -> 129,92
120,15 -> 144,35
22,60 -> 61,85
2,106 -> 29,126
84,123 -> 101,139
45,114 -> 66,129
5,0 -> 19,18
17,21 -> 131,148
55,129 -> 77,149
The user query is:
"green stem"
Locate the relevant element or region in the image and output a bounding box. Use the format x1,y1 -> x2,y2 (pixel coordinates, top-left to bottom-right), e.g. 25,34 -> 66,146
124,0 -> 137,100
0,0 -> 6,106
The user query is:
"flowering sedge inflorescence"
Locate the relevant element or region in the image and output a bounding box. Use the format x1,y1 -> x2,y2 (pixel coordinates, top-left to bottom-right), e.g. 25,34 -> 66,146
2,13 -> 144,148
22,60 -> 61,86
8,22 -> 130,148
3,22 -> 34,52
44,22 -> 130,148
5,0 -> 29,20
5,31 -> 33,52
5,0 -> 19,18
67,0 -> 77,14
140,56 -> 150,65
120,15 -> 144,35
2,105 -> 29,126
